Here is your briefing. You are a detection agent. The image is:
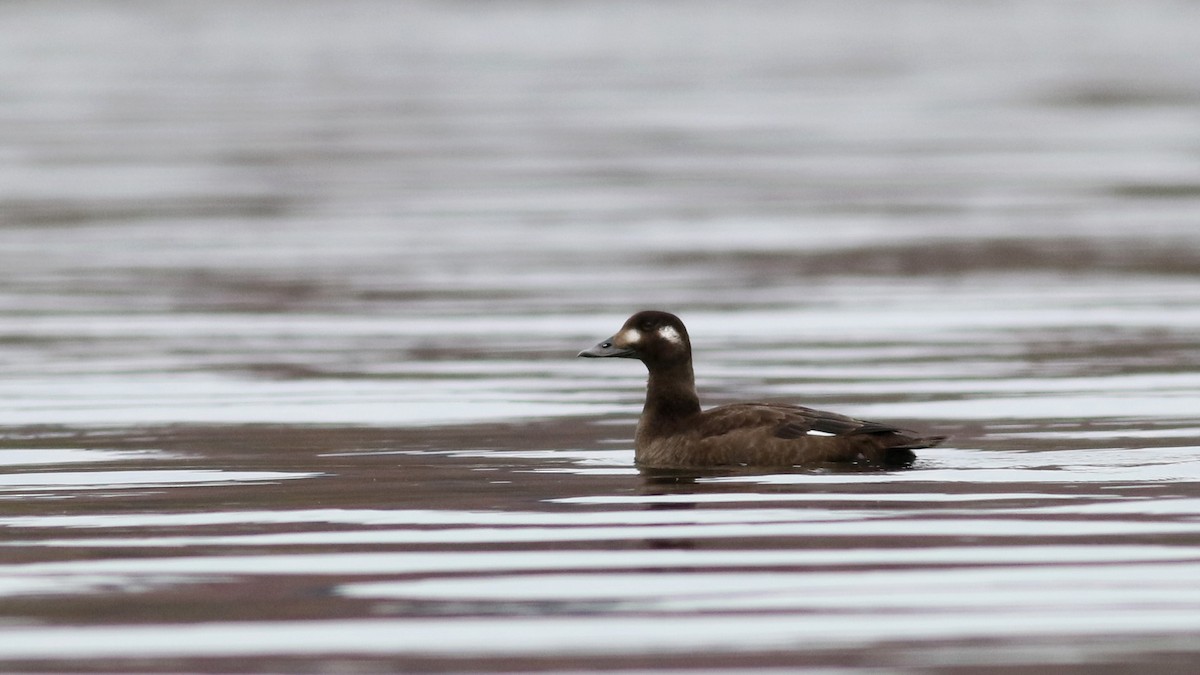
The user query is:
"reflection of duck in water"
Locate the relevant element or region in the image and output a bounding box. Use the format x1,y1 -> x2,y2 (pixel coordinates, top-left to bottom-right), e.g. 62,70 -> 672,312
580,310 -> 944,470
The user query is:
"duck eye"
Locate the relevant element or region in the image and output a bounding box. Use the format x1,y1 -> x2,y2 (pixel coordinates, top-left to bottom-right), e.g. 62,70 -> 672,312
638,321 -> 655,331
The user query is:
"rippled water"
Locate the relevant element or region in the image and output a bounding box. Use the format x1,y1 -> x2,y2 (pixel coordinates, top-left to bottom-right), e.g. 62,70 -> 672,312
3,0 -> 1200,672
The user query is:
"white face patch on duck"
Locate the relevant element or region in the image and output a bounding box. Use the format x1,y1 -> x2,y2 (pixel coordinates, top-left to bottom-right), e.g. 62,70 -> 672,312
619,328 -> 643,346
656,325 -> 684,346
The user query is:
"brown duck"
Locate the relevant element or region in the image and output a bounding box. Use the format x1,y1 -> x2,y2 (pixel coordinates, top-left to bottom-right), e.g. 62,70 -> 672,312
579,310 -> 944,469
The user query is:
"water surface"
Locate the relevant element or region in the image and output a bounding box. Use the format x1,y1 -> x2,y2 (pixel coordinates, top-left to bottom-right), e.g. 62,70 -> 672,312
3,0 -> 1200,672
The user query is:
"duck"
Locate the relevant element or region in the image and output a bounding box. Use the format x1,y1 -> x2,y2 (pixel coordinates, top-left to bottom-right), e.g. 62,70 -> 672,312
579,310 -> 944,469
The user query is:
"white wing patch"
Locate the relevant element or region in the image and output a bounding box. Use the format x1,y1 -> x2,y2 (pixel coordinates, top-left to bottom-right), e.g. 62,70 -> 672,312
657,325 -> 684,345
807,430 -> 836,437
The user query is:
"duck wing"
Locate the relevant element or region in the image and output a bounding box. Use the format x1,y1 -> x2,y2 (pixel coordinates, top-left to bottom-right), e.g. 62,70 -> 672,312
698,402 -> 914,441
681,402 -> 942,467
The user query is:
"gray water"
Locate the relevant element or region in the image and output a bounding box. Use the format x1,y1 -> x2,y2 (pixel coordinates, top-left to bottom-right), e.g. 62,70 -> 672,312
3,0 -> 1200,672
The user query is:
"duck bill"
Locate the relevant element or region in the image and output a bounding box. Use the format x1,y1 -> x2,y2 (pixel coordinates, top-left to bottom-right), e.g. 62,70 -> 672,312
578,337 -> 638,359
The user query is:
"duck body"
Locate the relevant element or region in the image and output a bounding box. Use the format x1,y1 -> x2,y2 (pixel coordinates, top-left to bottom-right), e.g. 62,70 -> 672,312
579,310 -> 943,469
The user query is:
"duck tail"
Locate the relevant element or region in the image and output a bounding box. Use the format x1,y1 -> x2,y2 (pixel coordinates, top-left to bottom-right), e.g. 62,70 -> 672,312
870,434 -> 945,467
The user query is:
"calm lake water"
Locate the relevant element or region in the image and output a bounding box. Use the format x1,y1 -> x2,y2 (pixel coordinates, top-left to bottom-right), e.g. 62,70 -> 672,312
3,0 -> 1200,672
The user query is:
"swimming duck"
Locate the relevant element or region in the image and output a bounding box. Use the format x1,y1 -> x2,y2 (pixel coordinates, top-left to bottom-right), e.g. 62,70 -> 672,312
579,310 -> 943,469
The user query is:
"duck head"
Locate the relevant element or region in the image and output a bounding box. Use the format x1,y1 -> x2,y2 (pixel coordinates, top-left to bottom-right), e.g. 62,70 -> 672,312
578,310 -> 692,366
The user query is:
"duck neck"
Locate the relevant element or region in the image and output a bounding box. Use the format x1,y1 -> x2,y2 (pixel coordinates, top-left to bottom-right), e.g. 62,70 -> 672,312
643,361 -> 702,423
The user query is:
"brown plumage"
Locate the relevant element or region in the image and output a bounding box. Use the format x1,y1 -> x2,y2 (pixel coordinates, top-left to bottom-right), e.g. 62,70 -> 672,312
579,310 -> 944,469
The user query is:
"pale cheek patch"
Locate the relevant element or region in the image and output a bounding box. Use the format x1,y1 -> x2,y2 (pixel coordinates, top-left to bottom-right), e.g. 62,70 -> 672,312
620,329 -> 643,345
657,325 -> 684,345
